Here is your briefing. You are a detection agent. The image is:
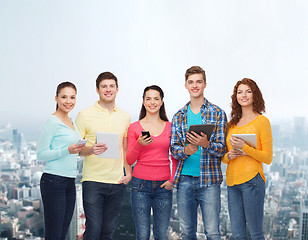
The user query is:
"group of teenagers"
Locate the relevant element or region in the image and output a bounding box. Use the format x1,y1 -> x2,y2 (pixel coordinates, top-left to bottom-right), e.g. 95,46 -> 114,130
37,66 -> 273,240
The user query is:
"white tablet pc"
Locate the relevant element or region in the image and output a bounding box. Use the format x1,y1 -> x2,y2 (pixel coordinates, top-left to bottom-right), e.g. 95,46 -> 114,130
185,124 -> 215,144
96,132 -> 120,159
232,134 -> 257,148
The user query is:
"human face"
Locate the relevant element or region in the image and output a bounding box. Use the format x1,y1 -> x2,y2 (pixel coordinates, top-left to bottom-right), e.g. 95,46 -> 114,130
55,87 -> 76,113
143,89 -> 163,115
185,73 -> 206,99
236,84 -> 253,108
96,79 -> 118,103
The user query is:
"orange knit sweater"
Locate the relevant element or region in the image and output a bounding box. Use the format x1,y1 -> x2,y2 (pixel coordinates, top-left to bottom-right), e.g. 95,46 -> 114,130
222,115 -> 273,186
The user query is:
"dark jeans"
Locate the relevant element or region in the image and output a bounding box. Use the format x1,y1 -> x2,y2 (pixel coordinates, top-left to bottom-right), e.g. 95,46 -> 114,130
40,173 -> 76,240
130,177 -> 172,240
82,181 -> 126,240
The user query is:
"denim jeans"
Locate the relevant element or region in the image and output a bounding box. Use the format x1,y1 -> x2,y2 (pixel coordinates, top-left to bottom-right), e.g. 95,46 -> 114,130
131,177 -> 172,240
177,175 -> 221,240
82,181 -> 125,240
227,173 -> 266,240
40,173 -> 76,240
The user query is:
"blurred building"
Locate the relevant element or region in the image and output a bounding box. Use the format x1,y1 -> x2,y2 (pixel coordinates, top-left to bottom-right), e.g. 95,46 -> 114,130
299,199 -> 308,240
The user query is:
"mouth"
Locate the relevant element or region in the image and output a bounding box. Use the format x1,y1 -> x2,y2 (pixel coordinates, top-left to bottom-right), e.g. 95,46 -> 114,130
64,105 -> 73,109
148,106 -> 157,110
191,88 -> 199,93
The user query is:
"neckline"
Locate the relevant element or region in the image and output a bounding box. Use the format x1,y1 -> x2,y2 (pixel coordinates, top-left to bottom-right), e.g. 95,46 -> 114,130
235,115 -> 262,128
138,121 -> 167,138
51,115 -> 76,131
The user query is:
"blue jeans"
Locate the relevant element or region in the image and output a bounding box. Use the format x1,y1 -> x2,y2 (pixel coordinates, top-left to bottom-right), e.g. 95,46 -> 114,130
82,181 -> 126,240
40,173 -> 76,240
228,173 -> 266,240
131,177 -> 172,240
177,175 -> 221,240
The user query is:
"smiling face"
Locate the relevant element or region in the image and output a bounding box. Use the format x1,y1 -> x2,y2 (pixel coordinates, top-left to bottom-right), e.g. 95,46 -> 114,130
96,79 -> 118,104
143,89 -> 163,115
185,73 -> 206,99
236,84 -> 253,108
55,87 -> 76,113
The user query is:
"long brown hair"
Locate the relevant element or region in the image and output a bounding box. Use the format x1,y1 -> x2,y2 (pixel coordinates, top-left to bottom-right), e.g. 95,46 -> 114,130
229,78 -> 265,127
139,85 -> 169,121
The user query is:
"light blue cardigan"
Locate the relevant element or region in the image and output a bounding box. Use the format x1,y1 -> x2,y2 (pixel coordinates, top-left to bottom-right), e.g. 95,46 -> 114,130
37,115 -> 81,178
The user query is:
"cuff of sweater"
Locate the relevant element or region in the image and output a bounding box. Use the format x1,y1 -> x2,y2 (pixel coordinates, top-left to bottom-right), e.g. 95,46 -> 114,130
58,147 -> 70,158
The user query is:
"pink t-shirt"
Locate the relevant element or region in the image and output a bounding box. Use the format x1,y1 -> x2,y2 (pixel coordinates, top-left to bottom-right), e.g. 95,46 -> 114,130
126,121 -> 177,182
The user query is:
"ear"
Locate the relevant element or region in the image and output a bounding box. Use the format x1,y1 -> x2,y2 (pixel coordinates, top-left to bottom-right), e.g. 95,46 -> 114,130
55,96 -> 58,102
185,83 -> 188,90
96,87 -> 99,94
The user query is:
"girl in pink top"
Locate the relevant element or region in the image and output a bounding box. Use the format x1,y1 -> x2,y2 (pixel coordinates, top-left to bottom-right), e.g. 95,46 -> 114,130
127,85 -> 176,240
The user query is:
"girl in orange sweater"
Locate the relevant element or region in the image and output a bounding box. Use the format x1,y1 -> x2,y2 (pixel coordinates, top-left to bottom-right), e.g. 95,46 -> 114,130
223,78 -> 273,240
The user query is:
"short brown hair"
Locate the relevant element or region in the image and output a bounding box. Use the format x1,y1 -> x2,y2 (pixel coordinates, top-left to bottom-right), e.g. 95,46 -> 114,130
96,72 -> 118,89
185,66 -> 206,82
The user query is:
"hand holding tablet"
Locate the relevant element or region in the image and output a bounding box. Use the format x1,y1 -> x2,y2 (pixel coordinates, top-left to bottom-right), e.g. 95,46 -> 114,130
185,124 -> 215,144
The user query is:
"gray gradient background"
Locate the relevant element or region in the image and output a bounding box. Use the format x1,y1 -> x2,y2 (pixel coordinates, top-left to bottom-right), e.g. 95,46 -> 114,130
1,1 -> 307,140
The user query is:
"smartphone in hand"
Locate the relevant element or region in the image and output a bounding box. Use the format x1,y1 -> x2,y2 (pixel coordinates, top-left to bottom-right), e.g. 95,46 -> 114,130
76,139 -> 88,146
142,131 -> 151,139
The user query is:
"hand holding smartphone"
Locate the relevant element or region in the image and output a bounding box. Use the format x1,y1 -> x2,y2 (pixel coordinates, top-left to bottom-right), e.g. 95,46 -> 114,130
142,131 -> 151,139
76,139 -> 88,146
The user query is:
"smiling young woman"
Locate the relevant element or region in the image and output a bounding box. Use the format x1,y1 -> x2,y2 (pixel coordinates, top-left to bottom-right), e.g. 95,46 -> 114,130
126,85 -> 177,240
223,78 -> 273,240
37,82 -> 85,240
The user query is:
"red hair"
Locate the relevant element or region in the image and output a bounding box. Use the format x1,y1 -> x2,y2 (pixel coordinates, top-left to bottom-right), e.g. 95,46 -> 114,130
229,78 -> 265,127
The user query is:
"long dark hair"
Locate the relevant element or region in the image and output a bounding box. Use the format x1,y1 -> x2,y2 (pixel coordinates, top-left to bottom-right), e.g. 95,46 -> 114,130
229,78 -> 265,127
139,85 -> 169,121
56,81 -> 77,110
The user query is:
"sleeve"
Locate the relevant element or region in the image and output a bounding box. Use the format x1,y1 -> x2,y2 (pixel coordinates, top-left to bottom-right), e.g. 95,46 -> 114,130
75,111 -> 86,138
206,110 -> 228,158
242,117 -> 273,165
37,118 -> 70,162
170,115 -> 189,161
126,124 -> 143,165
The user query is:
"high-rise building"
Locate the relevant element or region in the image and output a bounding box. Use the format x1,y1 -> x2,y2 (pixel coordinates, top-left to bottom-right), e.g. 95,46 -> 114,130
113,182 -> 135,240
299,199 -> 308,240
66,184 -> 83,240
12,129 -> 22,153
294,117 -> 307,150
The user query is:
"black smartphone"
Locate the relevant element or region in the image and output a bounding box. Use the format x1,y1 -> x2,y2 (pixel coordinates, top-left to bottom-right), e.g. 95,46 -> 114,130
142,131 -> 151,139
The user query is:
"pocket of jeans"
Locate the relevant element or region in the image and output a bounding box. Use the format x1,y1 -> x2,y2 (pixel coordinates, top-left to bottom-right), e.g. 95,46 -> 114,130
131,180 -> 144,191
42,173 -> 66,184
178,175 -> 185,182
245,173 -> 262,187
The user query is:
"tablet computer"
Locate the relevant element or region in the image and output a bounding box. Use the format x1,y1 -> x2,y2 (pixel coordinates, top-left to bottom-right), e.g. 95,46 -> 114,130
232,134 -> 257,148
185,124 -> 215,143
96,132 -> 120,159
